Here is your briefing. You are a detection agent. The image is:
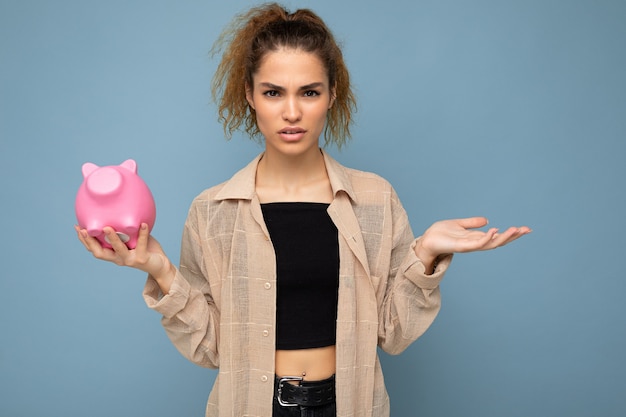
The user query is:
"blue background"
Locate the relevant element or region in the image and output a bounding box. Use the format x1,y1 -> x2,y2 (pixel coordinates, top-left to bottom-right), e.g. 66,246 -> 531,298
1,0 -> 625,416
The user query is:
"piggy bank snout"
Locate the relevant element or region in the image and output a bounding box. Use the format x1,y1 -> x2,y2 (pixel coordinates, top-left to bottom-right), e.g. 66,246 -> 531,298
85,167 -> 123,197
76,159 -> 156,250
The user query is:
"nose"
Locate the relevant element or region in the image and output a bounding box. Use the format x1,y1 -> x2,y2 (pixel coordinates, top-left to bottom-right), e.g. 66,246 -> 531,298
282,96 -> 302,122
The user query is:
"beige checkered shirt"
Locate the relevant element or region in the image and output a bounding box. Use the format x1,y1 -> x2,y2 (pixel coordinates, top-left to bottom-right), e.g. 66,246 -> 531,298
144,150 -> 451,417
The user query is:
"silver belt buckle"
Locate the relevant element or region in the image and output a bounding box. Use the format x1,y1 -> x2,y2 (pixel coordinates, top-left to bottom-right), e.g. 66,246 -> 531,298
277,376 -> 304,407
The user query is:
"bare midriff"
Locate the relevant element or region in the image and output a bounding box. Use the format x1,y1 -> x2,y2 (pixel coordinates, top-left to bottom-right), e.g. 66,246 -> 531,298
275,345 -> 336,381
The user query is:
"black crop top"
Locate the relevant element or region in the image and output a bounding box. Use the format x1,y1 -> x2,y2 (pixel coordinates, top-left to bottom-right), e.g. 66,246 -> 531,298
261,202 -> 339,350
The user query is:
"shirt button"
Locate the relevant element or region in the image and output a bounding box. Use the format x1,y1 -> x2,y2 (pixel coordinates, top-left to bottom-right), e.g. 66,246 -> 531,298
264,282 -> 272,290
263,330 -> 269,337
261,375 -> 268,382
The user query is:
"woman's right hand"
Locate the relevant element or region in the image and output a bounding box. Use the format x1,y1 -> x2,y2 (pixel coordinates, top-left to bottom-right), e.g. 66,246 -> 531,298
75,223 -> 176,294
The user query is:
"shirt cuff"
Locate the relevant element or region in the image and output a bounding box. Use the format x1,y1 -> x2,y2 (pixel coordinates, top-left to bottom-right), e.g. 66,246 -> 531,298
403,237 -> 453,289
142,268 -> 192,318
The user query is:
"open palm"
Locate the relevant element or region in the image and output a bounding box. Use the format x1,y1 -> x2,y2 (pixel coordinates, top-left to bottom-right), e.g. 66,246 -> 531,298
416,217 -> 531,263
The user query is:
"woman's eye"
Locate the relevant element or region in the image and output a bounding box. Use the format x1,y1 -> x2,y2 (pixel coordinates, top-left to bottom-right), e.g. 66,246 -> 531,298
304,90 -> 320,97
263,90 -> 279,97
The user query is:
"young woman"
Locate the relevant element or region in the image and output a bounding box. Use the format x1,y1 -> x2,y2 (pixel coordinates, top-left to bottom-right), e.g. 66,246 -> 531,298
76,4 -> 530,417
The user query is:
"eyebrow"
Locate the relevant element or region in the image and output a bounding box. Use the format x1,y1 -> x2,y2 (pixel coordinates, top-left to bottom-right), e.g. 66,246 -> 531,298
258,82 -> 325,91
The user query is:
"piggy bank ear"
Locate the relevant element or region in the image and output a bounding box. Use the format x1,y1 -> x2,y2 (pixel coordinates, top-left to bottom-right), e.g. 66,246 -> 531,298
120,159 -> 137,174
81,162 -> 99,178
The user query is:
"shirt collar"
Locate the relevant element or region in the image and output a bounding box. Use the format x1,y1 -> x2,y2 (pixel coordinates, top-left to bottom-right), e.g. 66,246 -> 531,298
214,148 -> 356,201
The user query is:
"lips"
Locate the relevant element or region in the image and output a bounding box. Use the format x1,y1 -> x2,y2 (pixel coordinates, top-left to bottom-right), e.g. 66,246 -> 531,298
279,127 -> 306,134
278,127 -> 306,142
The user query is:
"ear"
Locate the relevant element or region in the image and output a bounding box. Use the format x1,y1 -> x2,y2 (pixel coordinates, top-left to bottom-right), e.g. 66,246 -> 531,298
120,159 -> 137,173
81,162 -> 99,178
329,83 -> 337,109
245,83 -> 255,110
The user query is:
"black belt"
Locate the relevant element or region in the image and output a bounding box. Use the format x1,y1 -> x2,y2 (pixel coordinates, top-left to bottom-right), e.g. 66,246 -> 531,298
274,375 -> 335,407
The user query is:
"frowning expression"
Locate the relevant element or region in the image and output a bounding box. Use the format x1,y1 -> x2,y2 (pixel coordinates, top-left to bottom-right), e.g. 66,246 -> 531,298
246,48 -> 335,157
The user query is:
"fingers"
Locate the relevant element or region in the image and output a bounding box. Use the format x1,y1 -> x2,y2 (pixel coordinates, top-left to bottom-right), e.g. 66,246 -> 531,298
485,227 -> 515,249
75,225 -> 117,262
455,227 -> 498,252
76,223 -> 162,271
131,223 -> 154,266
75,225 -> 128,264
75,224 -> 101,253
103,227 -> 130,259
75,225 -> 89,248
454,224 -> 531,253
135,223 -> 150,251
487,226 -> 532,249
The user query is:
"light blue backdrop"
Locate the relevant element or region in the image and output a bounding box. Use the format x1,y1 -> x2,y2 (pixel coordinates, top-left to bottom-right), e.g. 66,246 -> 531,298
1,0 -> 624,416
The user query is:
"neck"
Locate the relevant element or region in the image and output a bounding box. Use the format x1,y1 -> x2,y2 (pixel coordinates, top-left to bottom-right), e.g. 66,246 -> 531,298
255,148 -> 333,203
258,147 -> 326,186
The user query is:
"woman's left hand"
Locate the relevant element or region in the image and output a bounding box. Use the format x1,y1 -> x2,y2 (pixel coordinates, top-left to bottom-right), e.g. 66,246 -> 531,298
415,217 -> 531,273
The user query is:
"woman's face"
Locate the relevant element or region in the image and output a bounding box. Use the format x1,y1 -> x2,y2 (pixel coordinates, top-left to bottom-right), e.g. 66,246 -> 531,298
246,48 -> 335,158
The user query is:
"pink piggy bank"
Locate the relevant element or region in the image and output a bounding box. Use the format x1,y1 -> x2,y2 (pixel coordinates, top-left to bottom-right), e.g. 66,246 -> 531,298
75,159 -> 156,249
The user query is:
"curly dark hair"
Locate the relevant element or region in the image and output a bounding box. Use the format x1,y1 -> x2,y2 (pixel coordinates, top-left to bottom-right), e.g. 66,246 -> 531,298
211,3 -> 356,148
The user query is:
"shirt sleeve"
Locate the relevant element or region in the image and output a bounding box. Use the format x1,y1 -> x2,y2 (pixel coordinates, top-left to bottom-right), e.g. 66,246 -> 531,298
377,189 -> 453,355
142,203 -> 220,369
